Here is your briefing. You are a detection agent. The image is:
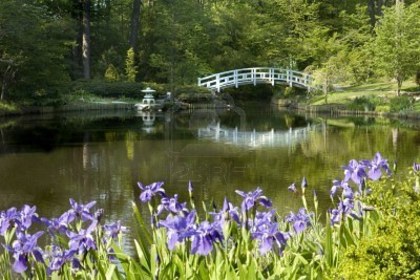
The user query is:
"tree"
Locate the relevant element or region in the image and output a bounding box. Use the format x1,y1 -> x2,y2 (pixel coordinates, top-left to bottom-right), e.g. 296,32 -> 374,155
129,0 -> 141,53
105,64 -> 120,81
373,1 -> 420,96
125,48 -> 138,82
83,0 -> 91,79
0,0 -> 72,100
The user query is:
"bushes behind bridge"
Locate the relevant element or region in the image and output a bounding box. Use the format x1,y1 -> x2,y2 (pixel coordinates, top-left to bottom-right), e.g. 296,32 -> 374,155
70,80 -> 209,100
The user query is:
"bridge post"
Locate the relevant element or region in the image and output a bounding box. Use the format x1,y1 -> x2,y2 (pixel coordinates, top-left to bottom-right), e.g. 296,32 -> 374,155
270,68 -> 274,86
234,70 -> 238,88
288,70 -> 293,87
216,73 -> 221,92
252,68 -> 256,86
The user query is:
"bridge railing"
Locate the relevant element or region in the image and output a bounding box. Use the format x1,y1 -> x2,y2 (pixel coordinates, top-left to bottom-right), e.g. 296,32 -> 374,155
198,67 -> 314,92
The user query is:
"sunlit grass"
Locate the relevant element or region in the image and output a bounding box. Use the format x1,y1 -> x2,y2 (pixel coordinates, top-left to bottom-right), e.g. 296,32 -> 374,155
309,80 -> 419,113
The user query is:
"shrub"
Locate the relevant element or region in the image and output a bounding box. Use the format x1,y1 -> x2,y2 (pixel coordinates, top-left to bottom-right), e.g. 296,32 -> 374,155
104,64 -> 121,81
389,96 -> 413,112
335,166 -> 420,279
347,96 -> 376,111
71,80 -> 145,98
374,104 -> 390,112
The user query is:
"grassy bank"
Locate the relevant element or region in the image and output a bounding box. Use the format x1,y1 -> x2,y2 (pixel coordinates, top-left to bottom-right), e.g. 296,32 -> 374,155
307,81 -> 420,113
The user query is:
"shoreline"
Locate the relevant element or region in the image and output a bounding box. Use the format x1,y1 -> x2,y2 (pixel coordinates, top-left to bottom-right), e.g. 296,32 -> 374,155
1,100 -> 420,121
271,99 -> 420,120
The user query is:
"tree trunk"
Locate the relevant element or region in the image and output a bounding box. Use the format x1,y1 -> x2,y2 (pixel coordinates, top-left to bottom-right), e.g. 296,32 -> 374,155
129,0 -> 141,53
0,65 -> 14,101
396,77 -> 402,96
82,0 -> 91,80
69,0 -> 83,80
367,0 -> 376,28
1,84 -> 5,101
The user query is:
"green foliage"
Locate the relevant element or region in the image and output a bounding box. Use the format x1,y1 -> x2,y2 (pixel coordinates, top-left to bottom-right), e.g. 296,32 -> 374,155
104,64 -> 121,81
347,96 -> 376,111
335,168 -> 420,279
283,87 -> 296,98
0,0 -> 73,100
389,96 -> 414,113
125,48 -> 138,82
0,101 -> 18,114
373,1 -> 420,96
71,80 -> 146,99
0,0 -> 419,108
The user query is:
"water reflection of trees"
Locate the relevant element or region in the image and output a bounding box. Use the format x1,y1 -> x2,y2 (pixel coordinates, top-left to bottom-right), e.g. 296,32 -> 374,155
0,110 -> 418,231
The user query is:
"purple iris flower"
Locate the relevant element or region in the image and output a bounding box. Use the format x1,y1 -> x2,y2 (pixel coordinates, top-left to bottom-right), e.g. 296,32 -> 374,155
342,185 -> 354,200
288,183 -> 297,193
211,198 -> 241,226
41,210 -> 76,234
221,198 -> 240,224
343,159 -> 367,186
0,207 -> 18,236
16,205 -> 38,231
158,211 -> 196,250
69,199 -> 97,222
339,198 -> 354,215
330,180 -> 343,197
330,208 -> 342,225
138,181 -> 166,202
366,152 -> 391,181
67,220 -> 98,255
252,210 -> 276,228
44,245 -> 77,274
157,194 -> 188,215
285,208 -> 311,234
190,221 -> 223,256
235,187 -> 272,212
9,231 -> 44,273
252,222 -> 288,255
103,220 -> 126,239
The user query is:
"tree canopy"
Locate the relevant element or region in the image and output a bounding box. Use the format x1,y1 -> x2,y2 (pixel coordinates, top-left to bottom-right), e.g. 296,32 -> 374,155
0,0 -> 418,100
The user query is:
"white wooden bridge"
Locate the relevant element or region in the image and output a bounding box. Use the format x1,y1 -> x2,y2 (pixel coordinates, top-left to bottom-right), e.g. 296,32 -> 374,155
197,122 -> 318,148
198,67 -> 314,92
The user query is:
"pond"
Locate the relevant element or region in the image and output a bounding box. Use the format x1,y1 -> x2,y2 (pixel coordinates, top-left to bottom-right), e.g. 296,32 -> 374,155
0,102 -> 419,239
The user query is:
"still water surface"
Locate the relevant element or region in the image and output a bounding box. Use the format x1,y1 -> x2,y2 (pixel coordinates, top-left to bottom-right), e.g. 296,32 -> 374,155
0,103 -> 419,236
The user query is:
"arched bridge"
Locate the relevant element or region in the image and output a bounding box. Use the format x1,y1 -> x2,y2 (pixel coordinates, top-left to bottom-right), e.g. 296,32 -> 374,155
198,67 -> 314,92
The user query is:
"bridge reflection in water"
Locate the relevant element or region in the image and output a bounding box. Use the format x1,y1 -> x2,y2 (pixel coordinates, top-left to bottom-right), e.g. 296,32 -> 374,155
197,122 -> 319,148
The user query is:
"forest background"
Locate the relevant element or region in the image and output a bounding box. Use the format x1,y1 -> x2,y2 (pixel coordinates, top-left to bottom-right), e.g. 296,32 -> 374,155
0,0 -> 419,106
